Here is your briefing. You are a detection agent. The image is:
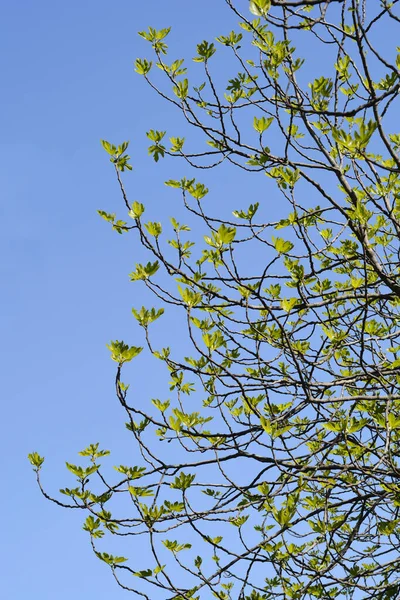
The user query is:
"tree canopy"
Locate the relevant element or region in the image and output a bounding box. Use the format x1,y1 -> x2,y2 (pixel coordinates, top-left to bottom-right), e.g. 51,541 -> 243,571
29,1 -> 400,599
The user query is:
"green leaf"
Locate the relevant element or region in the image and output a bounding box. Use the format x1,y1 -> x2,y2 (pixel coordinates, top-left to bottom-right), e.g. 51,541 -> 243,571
272,237 -> 294,254
216,31 -> 243,48
133,569 -> 153,578
66,462 -> 100,479
178,286 -> 202,308
135,58 -> 152,75
128,486 -> 154,497
132,306 -> 164,327
253,116 -> 274,134
114,465 -> 146,479
173,79 -> 189,100
388,413 -> 400,430
95,552 -> 128,565
377,520 -> 399,535
170,137 -> 185,153
129,261 -> 160,281
281,298 -> 298,312
28,452 -> 45,469
171,472 -> 196,491
144,221 -> 162,237
152,398 -> 170,412
128,201 -> 145,219
100,140 -> 132,171
78,443 -> 110,460
163,539 -> 192,552
165,179 -> 181,188
232,202 -> 259,220
98,210 -> 116,224
323,422 -> 342,433
100,139 -> 116,155
106,340 -> 143,363
189,182 -> 209,200
230,514 -> 249,527
205,224 -> 236,248
202,330 -> 226,352
249,0 -> 271,17
193,41 -> 216,62
83,515 -> 102,534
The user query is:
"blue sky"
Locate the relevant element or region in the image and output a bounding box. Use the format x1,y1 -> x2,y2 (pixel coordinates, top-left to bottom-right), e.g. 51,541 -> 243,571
3,1 -> 399,598
0,1 -> 256,597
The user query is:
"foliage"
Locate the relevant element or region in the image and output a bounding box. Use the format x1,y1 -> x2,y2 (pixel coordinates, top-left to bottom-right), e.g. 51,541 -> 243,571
30,1 -> 400,599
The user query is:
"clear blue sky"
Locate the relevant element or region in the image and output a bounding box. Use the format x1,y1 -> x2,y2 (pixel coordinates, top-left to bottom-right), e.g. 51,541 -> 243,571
0,1 -> 255,597
2,1 -> 398,598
